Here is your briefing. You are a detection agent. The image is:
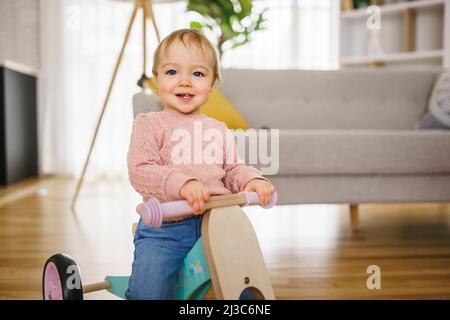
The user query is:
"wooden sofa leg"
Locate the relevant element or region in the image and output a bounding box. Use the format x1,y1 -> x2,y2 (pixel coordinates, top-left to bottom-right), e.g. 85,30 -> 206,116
350,204 -> 359,229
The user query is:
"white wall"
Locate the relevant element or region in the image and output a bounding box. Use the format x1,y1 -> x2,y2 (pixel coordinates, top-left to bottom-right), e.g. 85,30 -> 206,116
0,0 -> 40,70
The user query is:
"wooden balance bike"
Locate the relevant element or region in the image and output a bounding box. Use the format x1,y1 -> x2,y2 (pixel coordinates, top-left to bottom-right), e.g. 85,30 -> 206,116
43,191 -> 277,300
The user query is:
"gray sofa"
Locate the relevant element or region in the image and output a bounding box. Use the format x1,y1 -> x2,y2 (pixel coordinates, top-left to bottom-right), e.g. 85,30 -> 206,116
219,69 -> 450,225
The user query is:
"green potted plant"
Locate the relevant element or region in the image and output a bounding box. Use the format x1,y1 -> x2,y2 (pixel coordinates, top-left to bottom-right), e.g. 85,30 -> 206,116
186,0 -> 267,58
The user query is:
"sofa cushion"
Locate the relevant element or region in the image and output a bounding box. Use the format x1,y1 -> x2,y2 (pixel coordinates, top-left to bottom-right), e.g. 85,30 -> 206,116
263,130 -> 450,175
220,69 -> 438,130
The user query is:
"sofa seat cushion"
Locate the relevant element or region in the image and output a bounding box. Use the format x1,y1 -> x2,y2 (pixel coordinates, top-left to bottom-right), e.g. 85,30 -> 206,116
273,130 -> 450,175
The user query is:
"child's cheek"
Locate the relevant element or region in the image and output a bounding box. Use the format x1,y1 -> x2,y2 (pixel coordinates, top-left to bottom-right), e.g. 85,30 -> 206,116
158,83 -> 173,95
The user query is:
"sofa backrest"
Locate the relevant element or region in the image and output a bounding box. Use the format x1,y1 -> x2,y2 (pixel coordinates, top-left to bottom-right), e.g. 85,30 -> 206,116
219,69 -> 440,130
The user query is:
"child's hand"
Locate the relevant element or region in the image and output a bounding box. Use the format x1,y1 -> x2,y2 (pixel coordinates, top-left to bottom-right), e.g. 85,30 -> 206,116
179,180 -> 211,215
243,179 -> 276,206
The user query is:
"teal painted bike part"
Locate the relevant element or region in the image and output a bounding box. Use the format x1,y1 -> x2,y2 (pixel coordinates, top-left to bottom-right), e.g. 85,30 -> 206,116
105,238 -> 211,300
173,237 -> 211,300
105,276 -> 129,300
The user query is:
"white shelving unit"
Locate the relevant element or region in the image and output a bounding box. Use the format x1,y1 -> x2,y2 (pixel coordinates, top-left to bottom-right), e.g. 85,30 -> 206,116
339,0 -> 450,68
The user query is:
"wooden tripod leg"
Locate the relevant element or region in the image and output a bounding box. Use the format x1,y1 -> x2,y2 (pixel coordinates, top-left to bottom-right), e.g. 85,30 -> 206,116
70,2 -> 139,212
143,0 -> 147,73
201,206 -> 275,300
146,0 -> 161,42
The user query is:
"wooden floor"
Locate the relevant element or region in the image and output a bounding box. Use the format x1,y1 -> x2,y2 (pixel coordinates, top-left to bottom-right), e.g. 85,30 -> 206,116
1,176 -> 449,300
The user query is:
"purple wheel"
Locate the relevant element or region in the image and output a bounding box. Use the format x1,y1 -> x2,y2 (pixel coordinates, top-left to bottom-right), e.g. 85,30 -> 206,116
42,254 -> 83,300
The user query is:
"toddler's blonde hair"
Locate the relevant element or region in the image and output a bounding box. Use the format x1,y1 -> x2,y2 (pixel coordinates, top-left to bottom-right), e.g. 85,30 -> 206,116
152,28 -> 221,85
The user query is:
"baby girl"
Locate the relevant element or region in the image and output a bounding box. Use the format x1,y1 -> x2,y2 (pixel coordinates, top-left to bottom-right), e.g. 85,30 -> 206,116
125,29 -> 276,299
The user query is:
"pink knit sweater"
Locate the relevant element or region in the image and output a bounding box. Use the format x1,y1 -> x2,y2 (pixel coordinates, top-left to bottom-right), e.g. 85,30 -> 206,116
127,109 -> 267,203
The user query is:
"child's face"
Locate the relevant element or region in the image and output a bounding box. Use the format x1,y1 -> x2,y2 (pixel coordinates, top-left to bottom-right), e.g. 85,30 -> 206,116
155,40 -> 215,114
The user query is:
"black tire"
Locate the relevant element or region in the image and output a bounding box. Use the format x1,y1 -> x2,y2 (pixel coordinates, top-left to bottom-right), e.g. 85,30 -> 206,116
42,253 -> 84,300
239,287 -> 265,300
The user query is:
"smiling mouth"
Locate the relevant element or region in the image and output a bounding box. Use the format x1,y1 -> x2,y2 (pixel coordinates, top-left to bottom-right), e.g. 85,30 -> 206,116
175,93 -> 195,103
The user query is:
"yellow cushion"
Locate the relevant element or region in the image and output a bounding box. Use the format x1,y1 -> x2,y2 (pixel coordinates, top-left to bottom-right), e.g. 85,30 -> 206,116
147,78 -> 249,130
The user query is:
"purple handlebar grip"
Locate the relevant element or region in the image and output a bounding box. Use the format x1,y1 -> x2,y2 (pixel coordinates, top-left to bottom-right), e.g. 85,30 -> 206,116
244,192 -> 260,206
138,191 -> 278,228
138,199 -> 195,228
161,201 -> 195,218
244,191 -> 278,209
139,197 -> 163,228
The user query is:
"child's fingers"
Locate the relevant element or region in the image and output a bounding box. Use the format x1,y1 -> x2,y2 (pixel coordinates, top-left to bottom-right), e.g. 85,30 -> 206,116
270,185 -> 276,194
186,193 -> 200,213
184,188 -> 207,214
262,184 -> 275,205
264,188 -> 269,205
191,197 -> 199,214
255,187 -> 266,205
194,192 -> 205,214
203,188 -> 211,202
266,185 -> 272,205
261,185 -> 272,205
196,203 -> 204,214
259,188 -> 266,205
193,201 -> 200,214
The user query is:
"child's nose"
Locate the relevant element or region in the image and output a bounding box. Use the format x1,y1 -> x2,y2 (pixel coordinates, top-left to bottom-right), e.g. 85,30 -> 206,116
178,75 -> 191,87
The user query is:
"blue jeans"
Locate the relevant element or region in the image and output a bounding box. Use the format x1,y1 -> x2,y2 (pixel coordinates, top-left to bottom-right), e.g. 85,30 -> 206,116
125,215 -> 203,300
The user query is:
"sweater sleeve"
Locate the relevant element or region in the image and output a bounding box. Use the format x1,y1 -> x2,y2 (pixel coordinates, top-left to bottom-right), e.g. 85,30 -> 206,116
221,124 -> 268,193
127,114 -> 196,202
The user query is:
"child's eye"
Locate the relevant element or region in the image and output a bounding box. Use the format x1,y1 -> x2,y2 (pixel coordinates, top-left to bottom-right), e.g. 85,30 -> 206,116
193,71 -> 204,77
166,69 -> 177,75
